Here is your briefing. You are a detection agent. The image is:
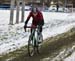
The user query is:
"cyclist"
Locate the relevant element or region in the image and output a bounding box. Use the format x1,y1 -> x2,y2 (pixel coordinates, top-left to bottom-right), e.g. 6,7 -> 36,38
24,7 -> 44,43
24,7 -> 44,32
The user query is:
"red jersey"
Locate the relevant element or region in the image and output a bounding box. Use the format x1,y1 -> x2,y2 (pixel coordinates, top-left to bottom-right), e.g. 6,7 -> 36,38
26,11 -> 44,26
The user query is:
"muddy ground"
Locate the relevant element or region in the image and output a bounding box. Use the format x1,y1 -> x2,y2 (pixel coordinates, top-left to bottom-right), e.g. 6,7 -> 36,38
0,28 -> 75,61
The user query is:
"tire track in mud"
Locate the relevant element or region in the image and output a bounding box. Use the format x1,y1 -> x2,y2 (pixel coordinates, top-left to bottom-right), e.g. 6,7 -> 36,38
12,28 -> 75,61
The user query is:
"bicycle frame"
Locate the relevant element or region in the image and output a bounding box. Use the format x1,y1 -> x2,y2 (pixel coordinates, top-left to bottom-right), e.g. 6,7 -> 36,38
26,25 -> 43,56
27,25 -> 41,46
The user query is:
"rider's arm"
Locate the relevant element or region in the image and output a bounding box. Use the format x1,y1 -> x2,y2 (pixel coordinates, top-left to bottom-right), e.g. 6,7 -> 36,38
39,12 -> 44,26
24,12 -> 32,32
25,12 -> 32,25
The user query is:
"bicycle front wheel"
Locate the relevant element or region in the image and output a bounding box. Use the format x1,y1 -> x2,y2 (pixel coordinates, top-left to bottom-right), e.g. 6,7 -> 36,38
28,37 -> 35,56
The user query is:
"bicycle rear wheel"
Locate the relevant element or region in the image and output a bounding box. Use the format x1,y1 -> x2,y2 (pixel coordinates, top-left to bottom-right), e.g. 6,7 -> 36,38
38,34 -> 43,44
36,34 -> 43,54
28,37 -> 35,56
40,34 -> 43,42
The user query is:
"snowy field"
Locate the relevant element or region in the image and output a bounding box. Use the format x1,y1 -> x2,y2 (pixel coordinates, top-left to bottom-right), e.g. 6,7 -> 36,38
0,10 -> 75,60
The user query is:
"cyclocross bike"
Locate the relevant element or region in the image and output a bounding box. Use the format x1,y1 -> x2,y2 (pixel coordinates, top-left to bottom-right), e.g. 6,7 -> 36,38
25,25 -> 43,56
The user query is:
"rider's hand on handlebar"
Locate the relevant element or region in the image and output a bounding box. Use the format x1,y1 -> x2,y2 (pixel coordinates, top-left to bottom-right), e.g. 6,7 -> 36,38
24,25 -> 27,32
24,28 -> 26,32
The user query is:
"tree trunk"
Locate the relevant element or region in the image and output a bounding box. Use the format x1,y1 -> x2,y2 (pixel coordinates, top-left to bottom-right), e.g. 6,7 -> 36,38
47,0 -> 50,7
65,0 -> 67,7
9,0 -> 15,25
21,0 -> 25,22
16,0 -> 20,24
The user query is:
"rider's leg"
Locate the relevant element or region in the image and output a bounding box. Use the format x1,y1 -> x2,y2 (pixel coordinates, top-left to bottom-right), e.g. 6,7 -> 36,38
38,26 -> 43,44
30,28 -> 33,40
31,28 -> 36,40
39,26 -> 42,35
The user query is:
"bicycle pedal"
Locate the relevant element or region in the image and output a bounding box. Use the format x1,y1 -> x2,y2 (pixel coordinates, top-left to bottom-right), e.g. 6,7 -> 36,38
34,45 -> 38,47
38,42 -> 42,44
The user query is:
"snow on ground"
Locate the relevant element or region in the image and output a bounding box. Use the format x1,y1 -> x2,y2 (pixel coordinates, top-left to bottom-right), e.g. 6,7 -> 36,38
50,45 -> 75,61
0,10 -> 75,61
64,52 -> 75,61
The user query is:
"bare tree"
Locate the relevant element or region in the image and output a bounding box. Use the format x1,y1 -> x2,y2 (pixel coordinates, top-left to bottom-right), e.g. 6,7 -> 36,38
21,0 -> 25,22
46,0 -> 51,7
15,0 -> 20,24
9,0 -> 15,25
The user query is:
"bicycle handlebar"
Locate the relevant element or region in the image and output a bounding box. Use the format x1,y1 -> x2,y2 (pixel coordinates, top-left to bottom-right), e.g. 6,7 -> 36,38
25,25 -> 42,28
24,25 -> 42,32
24,26 -> 37,32
25,26 -> 37,28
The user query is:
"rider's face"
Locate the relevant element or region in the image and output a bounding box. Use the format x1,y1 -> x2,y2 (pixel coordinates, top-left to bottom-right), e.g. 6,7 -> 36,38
33,8 -> 37,13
